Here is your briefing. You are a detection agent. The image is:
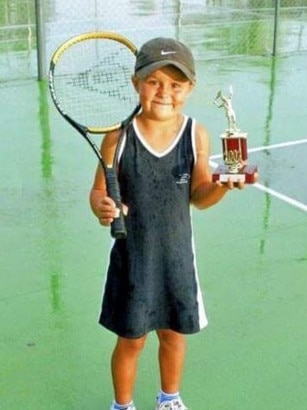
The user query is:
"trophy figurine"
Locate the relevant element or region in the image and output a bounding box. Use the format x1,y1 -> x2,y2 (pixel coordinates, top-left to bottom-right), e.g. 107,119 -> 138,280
212,86 -> 257,184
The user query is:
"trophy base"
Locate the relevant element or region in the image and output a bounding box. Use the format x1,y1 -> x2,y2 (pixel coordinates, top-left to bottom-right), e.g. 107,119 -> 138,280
212,164 -> 258,184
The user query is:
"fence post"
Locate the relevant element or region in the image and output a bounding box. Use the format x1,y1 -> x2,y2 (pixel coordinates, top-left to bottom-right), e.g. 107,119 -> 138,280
35,0 -> 46,80
272,0 -> 280,56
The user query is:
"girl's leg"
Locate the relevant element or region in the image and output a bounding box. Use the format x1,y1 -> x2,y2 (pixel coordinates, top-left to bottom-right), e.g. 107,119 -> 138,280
156,329 -> 186,394
111,335 -> 147,404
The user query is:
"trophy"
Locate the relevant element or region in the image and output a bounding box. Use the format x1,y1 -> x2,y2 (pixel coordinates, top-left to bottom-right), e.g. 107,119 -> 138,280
212,86 -> 257,184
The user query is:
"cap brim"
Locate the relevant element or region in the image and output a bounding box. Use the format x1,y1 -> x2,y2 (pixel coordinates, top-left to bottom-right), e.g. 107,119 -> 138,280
135,60 -> 195,82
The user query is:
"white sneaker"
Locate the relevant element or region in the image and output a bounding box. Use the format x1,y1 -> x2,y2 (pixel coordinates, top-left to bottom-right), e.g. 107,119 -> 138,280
156,397 -> 187,410
110,401 -> 136,410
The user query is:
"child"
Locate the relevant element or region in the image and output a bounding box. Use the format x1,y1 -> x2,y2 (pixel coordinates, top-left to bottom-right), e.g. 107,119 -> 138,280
90,37 -> 244,410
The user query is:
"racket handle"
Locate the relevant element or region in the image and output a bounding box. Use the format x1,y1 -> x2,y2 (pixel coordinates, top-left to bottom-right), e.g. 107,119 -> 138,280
105,167 -> 127,239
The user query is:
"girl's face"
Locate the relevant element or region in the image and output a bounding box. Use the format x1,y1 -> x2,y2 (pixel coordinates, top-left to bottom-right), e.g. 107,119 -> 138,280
132,65 -> 195,120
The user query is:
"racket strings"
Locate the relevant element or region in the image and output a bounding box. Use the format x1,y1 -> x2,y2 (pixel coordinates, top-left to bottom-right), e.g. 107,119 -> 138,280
52,39 -> 138,130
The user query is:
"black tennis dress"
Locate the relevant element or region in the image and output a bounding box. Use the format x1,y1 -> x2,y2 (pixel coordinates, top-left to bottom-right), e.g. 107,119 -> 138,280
99,115 -> 208,338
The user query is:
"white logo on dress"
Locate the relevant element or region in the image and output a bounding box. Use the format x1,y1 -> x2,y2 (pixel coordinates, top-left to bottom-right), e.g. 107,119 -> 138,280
176,173 -> 190,184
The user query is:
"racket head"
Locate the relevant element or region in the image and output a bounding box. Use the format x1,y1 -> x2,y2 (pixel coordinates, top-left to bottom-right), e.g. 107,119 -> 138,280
49,31 -> 139,133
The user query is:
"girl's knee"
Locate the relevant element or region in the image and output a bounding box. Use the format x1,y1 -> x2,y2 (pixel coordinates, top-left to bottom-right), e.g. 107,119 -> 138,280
116,335 -> 147,354
156,329 -> 186,348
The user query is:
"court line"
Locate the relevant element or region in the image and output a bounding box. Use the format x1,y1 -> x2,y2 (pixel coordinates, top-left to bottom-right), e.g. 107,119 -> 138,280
209,158 -> 307,213
210,138 -> 307,159
253,183 -> 307,213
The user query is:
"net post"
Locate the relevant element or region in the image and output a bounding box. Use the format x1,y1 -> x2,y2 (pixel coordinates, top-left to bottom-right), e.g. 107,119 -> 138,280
35,0 -> 46,80
272,0 -> 280,57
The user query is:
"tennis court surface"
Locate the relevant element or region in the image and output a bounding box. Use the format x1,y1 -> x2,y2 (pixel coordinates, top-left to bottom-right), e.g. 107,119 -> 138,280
1,48 -> 307,410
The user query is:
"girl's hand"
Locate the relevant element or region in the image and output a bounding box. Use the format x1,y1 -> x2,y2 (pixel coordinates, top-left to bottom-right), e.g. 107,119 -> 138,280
216,171 -> 258,190
96,197 -> 128,226
217,179 -> 245,190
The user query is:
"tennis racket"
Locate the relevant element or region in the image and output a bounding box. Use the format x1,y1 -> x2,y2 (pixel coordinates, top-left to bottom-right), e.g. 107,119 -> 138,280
49,31 -> 140,239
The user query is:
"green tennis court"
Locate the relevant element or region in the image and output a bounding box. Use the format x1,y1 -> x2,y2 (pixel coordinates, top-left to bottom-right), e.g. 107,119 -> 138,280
1,2 -> 307,410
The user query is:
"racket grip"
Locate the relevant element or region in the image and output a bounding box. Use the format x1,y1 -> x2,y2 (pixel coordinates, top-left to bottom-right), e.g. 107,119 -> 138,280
105,167 -> 127,239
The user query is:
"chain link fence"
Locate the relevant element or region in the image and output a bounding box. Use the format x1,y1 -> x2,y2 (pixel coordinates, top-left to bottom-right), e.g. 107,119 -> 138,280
0,0 -> 307,82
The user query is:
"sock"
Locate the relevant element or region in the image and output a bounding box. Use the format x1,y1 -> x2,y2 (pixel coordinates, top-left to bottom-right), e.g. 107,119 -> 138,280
157,390 -> 180,404
112,400 -> 134,409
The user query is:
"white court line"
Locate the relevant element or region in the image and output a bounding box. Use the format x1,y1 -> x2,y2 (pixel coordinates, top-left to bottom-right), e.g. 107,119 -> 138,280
210,138 -> 307,159
253,183 -> 307,213
209,137 -> 307,213
248,138 -> 307,153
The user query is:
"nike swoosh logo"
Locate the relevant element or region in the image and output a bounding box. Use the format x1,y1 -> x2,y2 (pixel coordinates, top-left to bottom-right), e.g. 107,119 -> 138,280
161,50 -> 177,55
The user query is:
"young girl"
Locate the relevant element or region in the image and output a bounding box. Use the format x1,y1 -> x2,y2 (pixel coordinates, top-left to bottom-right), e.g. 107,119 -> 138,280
90,37 -> 244,410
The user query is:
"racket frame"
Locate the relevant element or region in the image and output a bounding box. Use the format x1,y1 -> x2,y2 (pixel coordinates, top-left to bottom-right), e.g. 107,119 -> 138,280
48,31 -> 140,239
